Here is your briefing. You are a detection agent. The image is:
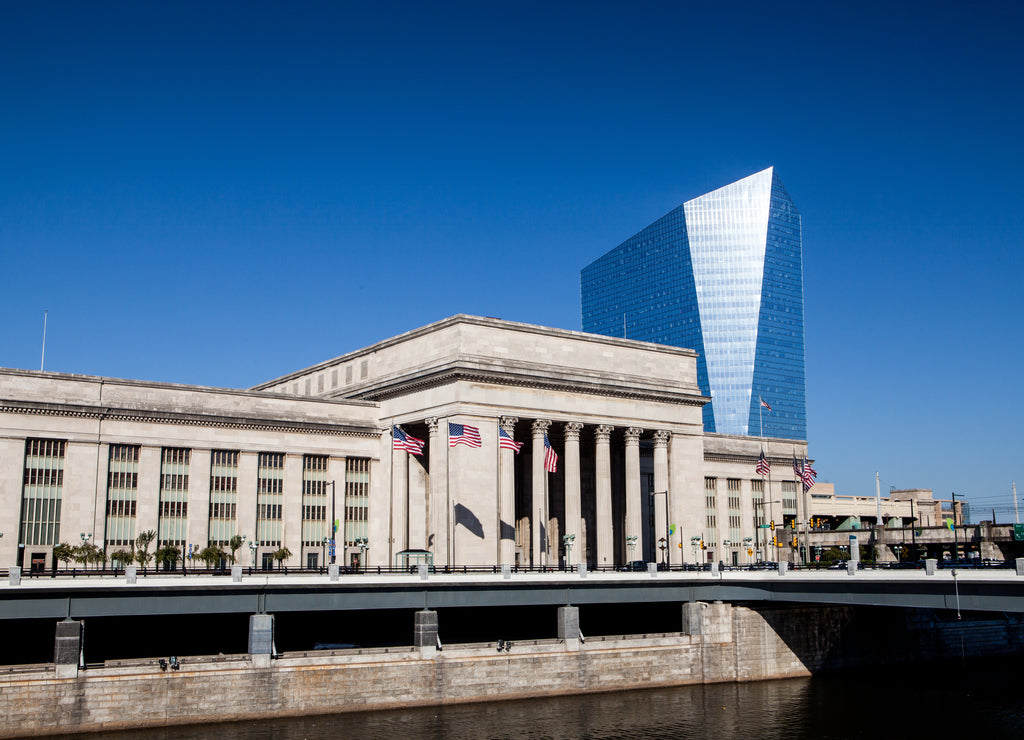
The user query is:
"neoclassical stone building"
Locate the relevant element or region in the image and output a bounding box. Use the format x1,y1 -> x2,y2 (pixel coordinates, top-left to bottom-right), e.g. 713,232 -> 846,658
0,316 -> 811,571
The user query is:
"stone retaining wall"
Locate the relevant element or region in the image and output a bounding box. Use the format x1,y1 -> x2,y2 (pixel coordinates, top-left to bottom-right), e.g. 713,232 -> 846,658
3,604 -> 1022,737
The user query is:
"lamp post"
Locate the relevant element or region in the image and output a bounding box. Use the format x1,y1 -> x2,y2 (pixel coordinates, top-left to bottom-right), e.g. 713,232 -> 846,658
249,541 -> 258,572
626,535 -> 638,564
690,536 -> 700,565
321,537 -> 328,570
562,534 -> 575,570
355,537 -> 368,572
742,536 -> 753,564
658,537 -> 667,565
326,481 -> 337,565
650,490 -> 670,564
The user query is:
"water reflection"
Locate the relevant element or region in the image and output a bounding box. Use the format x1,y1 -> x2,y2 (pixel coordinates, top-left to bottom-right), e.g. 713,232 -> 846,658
67,660 -> 1024,740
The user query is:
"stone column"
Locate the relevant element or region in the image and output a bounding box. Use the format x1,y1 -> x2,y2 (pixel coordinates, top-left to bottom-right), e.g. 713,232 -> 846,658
624,428 -> 643,562
594,425 -> 614,567
414,609 -> 439,655
426,418 -> 447,567
531,420 -> 551,568
248,613 -> 274,668
54,619 -> 83,679
563,422 -> 584,566
391,439 -> 409,564
498,416 -> 518,565
652,430 -> 671,565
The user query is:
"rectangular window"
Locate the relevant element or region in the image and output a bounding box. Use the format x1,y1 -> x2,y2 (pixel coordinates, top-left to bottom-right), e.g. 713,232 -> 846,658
20,439 -> 66,546
256,452 -> 285,547
727,479 -> 742,543
158,448 -> 189,548
782,480 -> 797,515
344,458 -> 370,547
704,477 -> 717,546
209,450 -> 239,546
752,479 -> 765,528
302,455 -> 329,547
105,444 -> 140,548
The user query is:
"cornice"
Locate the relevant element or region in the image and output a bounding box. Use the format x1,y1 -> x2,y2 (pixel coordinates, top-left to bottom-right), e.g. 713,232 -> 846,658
346,366 -> 709,407
0,401 -> 379,439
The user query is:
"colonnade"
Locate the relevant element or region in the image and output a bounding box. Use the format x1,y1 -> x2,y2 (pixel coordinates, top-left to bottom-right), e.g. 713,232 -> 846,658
387,416 -> 675,569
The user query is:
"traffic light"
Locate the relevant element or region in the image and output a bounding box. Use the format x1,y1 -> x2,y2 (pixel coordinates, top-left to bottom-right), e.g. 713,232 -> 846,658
792,536 -> 798,548
770,520 -> 775,531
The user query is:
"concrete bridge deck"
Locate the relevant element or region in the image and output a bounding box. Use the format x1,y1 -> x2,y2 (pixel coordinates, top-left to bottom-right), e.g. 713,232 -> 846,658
2,566 -> 1023,619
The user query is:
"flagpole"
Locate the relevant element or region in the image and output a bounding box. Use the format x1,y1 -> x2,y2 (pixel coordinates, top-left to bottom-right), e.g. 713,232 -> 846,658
388,424 -> 395,570
446,424 -> 452,567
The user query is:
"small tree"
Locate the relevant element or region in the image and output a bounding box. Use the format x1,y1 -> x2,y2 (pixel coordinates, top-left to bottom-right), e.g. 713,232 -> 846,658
228,534 -> 245,565
199,546 -> 225,569
109,549 -> 134,569
155,545 -> 181,571
272,546 -> 292,570
53,542 -> 75,571
134,530 -> 157,571
73,542 -> 97,569
89,547 -> 107,570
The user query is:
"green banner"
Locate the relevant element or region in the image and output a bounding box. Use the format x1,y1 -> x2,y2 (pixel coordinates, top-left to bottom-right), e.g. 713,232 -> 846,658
1014,524 -> 1024,541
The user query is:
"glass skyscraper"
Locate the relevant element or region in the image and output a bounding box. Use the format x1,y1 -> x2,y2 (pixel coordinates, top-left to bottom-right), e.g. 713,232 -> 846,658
581,167 -> 805,440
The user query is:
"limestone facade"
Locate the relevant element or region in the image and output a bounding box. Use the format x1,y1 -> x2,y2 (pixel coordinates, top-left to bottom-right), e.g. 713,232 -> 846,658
0,315 -> 809,570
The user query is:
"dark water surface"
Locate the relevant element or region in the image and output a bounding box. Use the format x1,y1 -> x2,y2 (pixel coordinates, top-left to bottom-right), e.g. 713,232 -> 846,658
63,659 -> 1023,740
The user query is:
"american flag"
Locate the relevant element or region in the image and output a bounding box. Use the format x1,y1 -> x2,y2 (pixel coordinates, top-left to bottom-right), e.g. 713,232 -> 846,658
448,422 -> 482,448
756,449 -> 770,476
759,397 -> 772,411
498,427 -> 523,453
801,458 -> 817,491
543,435 -> 558,473
392,425 -> 425,455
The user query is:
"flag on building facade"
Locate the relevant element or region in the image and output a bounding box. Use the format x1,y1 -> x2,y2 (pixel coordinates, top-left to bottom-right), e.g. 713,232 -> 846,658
756,449 -> 770,477
543,435 -> 558,473
448,422 -> 482,448
392,425 -> 425,455
498,427 -> 523,453
759,396 -> 772,411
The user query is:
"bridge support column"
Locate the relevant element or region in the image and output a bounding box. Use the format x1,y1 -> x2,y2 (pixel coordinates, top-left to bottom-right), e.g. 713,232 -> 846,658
925,558 -> 937,575
415,609 -> 439,655
682,602 -> 705,638
682,601 -> 732,643
54,619 -> 83,679
557,605 -> 580,651
248,614 -> 275,668
1016,558 -> 1024,577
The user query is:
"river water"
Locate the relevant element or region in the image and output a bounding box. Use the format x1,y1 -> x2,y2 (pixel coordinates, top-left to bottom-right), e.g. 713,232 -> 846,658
67,659 -> 1023,739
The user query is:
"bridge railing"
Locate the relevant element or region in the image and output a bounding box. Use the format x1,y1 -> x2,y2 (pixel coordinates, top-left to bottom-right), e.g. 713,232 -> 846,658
1,559 -> 1017,581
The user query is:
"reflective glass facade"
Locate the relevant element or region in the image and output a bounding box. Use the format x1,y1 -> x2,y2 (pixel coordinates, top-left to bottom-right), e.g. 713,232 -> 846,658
581,167 -> 805,440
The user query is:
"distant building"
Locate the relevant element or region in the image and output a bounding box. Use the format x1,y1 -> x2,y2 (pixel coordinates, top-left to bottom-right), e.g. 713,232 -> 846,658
581,167 -> 806,440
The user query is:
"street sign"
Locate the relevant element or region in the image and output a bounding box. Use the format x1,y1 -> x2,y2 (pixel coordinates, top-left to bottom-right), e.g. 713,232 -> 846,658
1014,524 -> 1024,542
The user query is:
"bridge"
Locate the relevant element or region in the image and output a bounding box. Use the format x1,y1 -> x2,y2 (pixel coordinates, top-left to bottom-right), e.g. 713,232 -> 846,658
3,564 -> 1023,621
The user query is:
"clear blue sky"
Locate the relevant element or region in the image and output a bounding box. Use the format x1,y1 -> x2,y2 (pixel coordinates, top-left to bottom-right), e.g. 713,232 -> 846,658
2,2 -> 1021,517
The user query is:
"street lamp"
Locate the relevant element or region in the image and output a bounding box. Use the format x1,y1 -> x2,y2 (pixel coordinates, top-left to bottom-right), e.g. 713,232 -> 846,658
690,536 -> 701,564
658,537 -> 667,565
249,541 -> 258,572
355,537 -> 368,571
650,490 -> 670,564
326,481 -> 337,565
742,537 -> 753,564
562,534 -> 575,570
626,535 -> 638,563
321,537 -> 328,570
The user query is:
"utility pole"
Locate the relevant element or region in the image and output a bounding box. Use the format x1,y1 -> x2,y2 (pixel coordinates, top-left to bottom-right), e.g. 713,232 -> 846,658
1014,481 -> 1019,526
951,491 -> 960,563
